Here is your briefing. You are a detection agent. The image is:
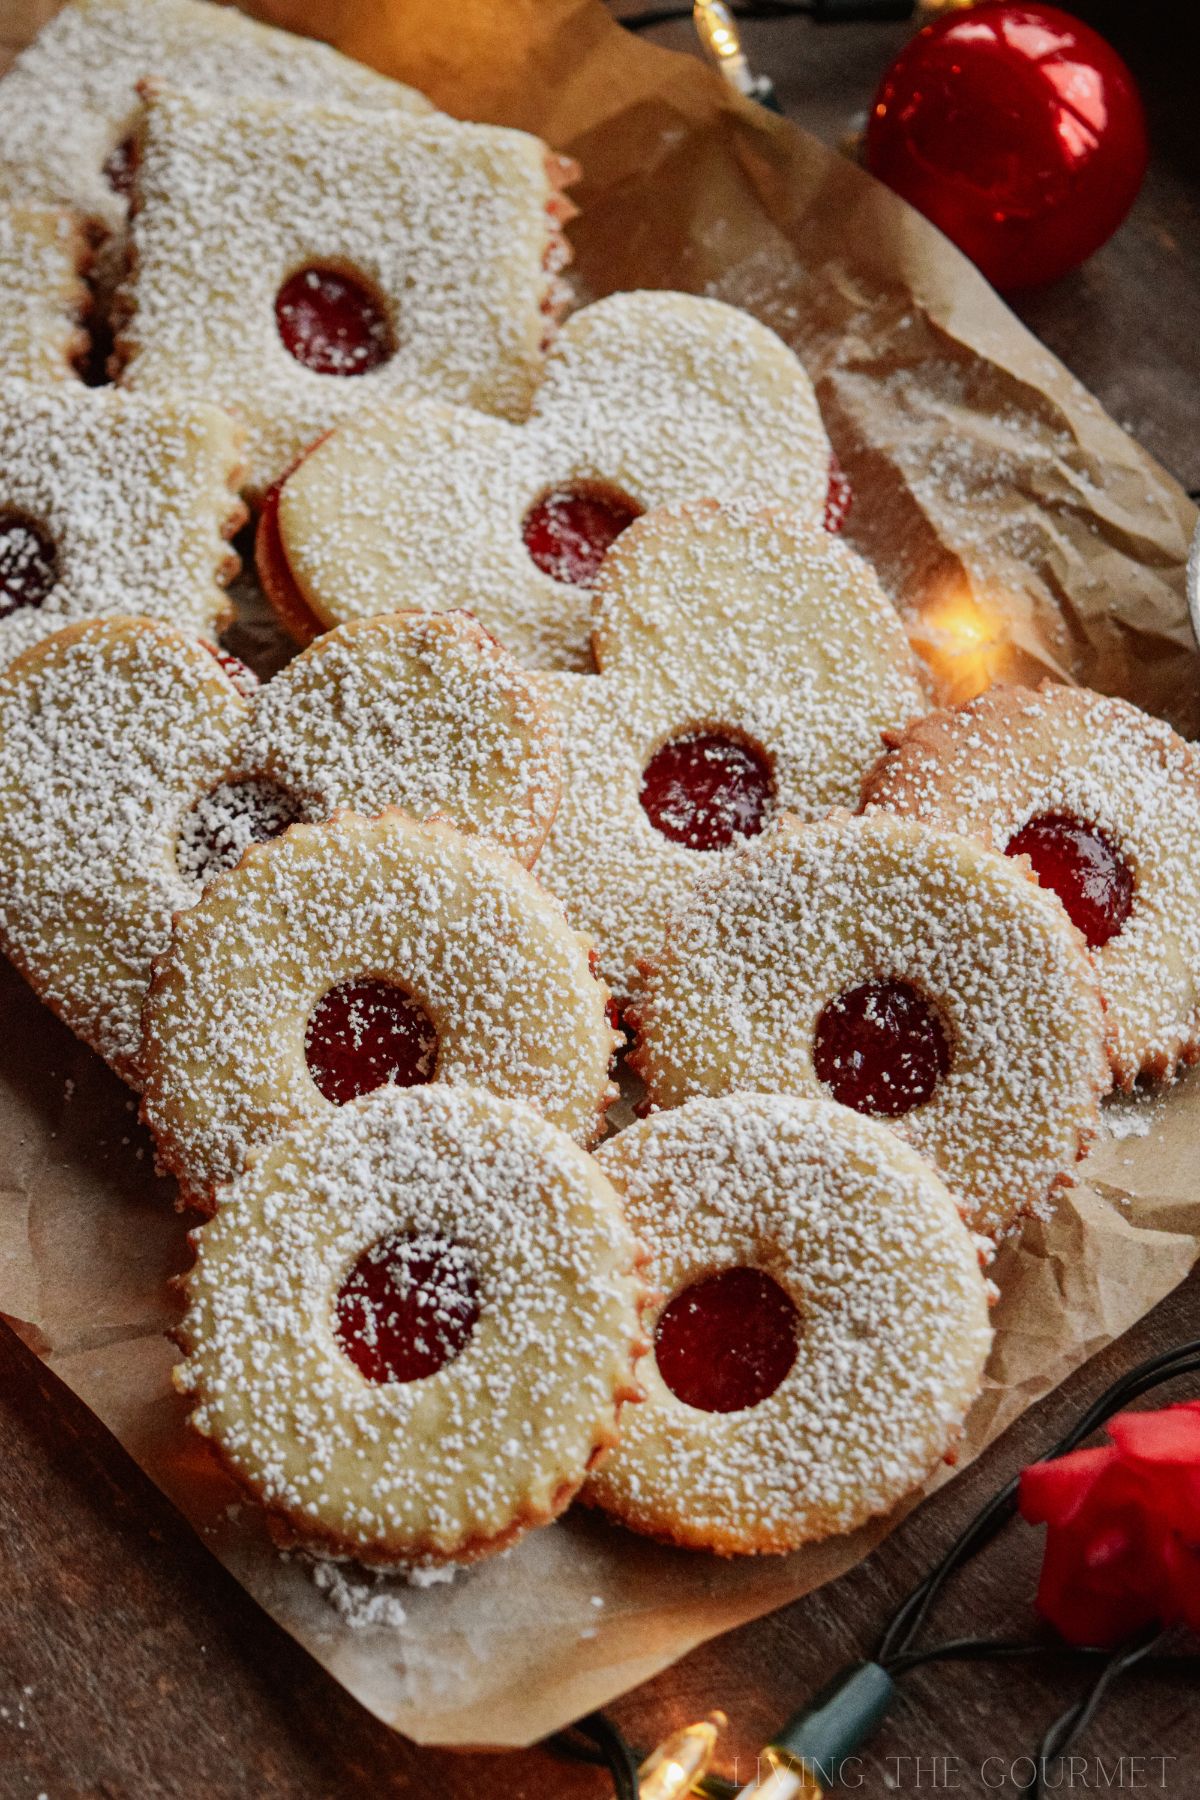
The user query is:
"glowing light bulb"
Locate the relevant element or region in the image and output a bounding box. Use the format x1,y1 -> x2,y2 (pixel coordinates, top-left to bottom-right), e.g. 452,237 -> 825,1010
638,1713 -> 725,1798
734,1745 -> 825,1799
693,1 -> 755,95
911,575 -> 1010,703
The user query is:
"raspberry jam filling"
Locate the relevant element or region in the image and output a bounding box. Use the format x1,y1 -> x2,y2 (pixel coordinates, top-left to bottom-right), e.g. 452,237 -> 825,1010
336,1233 -> 479,1384
0,515 -> 58,617
824,452 -> 853,534
200,641 -> 259,697
813,979 -> 950,1118
655,1267 -> 800,1413
254,475 -> 328,644
522,483 -> 642,585
103,133 -> 136,197
176,776 -> 306,886
306,979 -> 438,1106
275,265 -> 394,377
640,732 -> 773,851
1006,812 -> 1134,949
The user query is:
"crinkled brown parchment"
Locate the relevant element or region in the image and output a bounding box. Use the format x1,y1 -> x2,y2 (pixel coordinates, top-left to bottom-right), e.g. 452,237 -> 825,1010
0,0 -> 1198,1751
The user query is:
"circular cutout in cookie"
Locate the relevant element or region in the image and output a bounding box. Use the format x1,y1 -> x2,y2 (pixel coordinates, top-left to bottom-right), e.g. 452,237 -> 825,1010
1006,812 -> 1134,949
275,265 -> 394,377
0,513 -> 59,617
813,979 -> 950,1118
654,1266 -> 799,1413
335,1231 -> 480,1384
640,731 -> 773,852
522,482 -> 642,586
306,978 -> 439,1106
176,776 -> 307,886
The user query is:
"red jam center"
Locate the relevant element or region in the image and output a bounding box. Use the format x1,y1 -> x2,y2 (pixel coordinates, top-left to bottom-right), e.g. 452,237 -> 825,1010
306,979 -> 438,1106
522,484 -> 642,585
335,1233 -> 479,1384
640,732 -> 773,851
103,133 -> 136,197
813,979 -> 950,1118
1005,812 -> 1134,949
201,640 -> 259,697
655,1267 -> 799,1414
824,452 -> 853,534
176,776 -> 305,886
0,515 -> 58,617
275,265 -> 394,377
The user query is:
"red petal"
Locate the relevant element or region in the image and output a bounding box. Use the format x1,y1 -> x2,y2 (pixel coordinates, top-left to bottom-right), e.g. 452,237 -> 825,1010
1160,1533 -> 1200,1632
1109,1402 -> 1200,1466
1020,1446 -> 1117,1526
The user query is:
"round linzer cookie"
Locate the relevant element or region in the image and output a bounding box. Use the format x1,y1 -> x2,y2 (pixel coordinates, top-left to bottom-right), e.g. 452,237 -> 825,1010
630,810 -> 1109,1238
583,1093 -> 991,1555
534,501 -> 925,996
175,1085 -> 646,1568
257,290 -> 833,668
0,205 -> 90,384
113,82 -> 575,497
0,382 -> 245,666
0,0 -> 431,287
0,613 -> 561,1083
140,811 -> 619,1208
861,683 -> 1200,1087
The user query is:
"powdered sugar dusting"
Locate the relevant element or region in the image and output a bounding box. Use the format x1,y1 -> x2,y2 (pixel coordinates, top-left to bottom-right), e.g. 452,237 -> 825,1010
0,205 -> 90,384
0,620 -> 246,1077
140,811 -> 618,1205
176,1084 -> 643,1565
585,1093 -> 991,1553
0,0 -> 430,247
310,1562 -> 409,1629
241,612 -> 562,869
630,810 -> 1110,1238
862,683 -> 1200,1086
0,614 -> 565,1083
115,82 -> 569,494
536,502 -> 926,995
274,290 -> 831,667
0,382 -> 243,666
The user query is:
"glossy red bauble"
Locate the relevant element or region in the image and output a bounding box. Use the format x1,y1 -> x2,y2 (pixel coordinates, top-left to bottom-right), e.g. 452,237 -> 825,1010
865,3 -> 1147,291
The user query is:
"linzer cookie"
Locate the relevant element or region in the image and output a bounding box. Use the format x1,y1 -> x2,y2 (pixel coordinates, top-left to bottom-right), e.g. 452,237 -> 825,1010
140,811 -> 618,1208
862,683 -> 1200,1086
0,206 -> 90,384
0,382 -> 244,666
630,810 -> 1110,1238
0,0 -> 430,258
258,290 -> 832,666
534,501 -> 925,994
175,1084 -> 645,1568
0,614 -> 561,1082
584,1094 -> 991,1555
113,83 -> 575,496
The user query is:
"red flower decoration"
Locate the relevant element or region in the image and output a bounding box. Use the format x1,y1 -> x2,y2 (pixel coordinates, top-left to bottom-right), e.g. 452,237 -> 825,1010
1020,1400 -> 1200,1646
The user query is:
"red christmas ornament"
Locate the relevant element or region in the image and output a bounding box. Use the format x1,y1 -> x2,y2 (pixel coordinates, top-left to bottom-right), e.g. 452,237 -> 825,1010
864,2 -> 1148,291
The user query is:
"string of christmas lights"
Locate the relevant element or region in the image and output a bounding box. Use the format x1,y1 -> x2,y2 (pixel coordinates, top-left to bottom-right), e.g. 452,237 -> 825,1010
549,1338 -> 1200,1799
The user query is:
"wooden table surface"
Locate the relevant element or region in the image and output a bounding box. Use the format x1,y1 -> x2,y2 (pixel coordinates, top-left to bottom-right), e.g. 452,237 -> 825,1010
1,3 -> 1198,1796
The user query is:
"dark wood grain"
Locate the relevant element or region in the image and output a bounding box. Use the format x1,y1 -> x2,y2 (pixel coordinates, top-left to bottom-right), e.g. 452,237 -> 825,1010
1,4 -> 1198,1796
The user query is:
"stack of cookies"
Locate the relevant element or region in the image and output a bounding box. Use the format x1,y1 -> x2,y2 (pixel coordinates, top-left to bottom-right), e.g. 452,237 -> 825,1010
0,0 -> 1196,1572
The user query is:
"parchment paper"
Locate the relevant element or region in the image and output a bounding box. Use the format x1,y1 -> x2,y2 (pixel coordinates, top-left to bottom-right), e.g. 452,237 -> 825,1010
2,0 -> 1199,1752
